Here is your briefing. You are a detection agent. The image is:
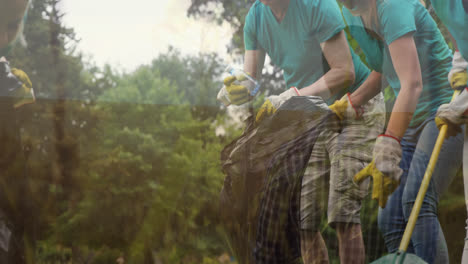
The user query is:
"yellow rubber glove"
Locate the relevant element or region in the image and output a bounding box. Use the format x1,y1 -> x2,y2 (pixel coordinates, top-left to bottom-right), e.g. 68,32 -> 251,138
11,68 -> 35,108
354,135 -> 402,208
448,51 -> 468,90
450,71 -> 468,90
329,93 -> 363,120
435,88 -> 468,138
435,116 -> 462,138
354,161 -> 398,208
255,87 -> 300,123
223,75 -> 250,105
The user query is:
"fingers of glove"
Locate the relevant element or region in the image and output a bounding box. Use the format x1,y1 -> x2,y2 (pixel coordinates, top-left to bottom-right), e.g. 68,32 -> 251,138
255,100 -> 275,123
435,116 -> 447,131
223,75 -> 237,86
368,167 -> 383,201
255,107 -> 268,124
435,117 -> 461,138
446,122 -> 461,138
226,84 -> 250,105
383,176 -> 399,196
368,169 -> 389,208
329,99 -> 347,120
451,72 -> 468,90
11,68 -> 32,88
226,84 -> 248,95
230,94 -> 250,105
378,190 -> 389,208
379,177 -> 398,208
353,162 -> 374,184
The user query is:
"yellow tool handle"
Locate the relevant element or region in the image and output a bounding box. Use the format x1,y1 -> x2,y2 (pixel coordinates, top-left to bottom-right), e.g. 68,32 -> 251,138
399,89 -> 461,252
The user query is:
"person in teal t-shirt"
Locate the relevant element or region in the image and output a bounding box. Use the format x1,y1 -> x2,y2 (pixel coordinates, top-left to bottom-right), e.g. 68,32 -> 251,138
222,0 -> 386,263
338,0 -> 463,263
430,0 -> 468,262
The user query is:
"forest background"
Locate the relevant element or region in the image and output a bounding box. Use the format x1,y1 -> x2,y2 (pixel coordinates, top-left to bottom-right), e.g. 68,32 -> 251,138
4,0 -> 465,263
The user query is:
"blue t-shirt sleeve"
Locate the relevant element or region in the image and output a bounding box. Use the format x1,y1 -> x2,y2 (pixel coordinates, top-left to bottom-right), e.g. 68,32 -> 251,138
379,0 -> 417,45
309,0 -> 345,43
244,6 -> 258,50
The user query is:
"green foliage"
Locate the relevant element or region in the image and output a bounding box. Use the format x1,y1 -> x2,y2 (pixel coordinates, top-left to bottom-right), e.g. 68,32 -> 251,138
47,53 -> 231,262
2,0 -> 464,263
5,0 -> 238,262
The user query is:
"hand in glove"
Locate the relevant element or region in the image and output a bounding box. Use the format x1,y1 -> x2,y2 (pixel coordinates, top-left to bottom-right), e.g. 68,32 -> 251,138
354,135 -> 403,208
0,61 -> 35,108
448,51 -> 468,90
329,93 -> 363,120
255,87 -> 300,123
223,75 -> 251,105
435,88 -> 468,138
10,68 -> 35,108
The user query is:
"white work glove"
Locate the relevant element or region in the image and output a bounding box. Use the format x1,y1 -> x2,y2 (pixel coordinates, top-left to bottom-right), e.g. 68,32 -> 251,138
329,93 -> 363,120
435,88 -> 468,138
448,51 -> 468,90
255,87 -> 301,123
354,135 -> 403,208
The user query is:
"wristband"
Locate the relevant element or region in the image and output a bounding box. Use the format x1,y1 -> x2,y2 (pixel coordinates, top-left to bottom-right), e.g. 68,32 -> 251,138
346,93 -> 364,118
379,134 -> 401,144
291,87 -> 301,96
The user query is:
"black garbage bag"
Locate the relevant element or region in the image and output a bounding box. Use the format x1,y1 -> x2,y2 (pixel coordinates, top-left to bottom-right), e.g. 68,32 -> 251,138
219,96 -> 337,264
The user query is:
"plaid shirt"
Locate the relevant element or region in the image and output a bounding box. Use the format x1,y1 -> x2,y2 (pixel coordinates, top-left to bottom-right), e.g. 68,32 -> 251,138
254,108 -> 334,264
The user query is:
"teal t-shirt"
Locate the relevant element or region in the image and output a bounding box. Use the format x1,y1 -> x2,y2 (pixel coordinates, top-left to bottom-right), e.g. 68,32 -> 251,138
244,0 -> 370,105
343,0 -> 453,126
431,0 -> 468,77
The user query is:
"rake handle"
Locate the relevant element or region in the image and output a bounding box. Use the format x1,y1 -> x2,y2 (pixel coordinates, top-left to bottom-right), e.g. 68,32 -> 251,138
398,89 -> 461,252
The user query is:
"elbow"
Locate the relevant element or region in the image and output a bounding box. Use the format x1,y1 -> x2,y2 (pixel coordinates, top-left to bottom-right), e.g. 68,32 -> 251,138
342,68 -> 355,88
402,78 -> 423,97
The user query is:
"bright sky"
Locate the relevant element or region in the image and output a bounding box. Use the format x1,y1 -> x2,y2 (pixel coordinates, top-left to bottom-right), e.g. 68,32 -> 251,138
61,0 -> 235,71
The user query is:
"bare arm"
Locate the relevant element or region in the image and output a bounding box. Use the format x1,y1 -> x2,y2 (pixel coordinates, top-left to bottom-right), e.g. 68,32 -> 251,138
299,31 -> 355,100
385,34 -> 423,139
244,49 -> 266,80
349,71 -> 384,107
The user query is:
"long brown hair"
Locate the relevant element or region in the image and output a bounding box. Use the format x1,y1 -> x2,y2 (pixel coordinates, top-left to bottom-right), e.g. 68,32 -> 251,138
366,0 -> 425,39
361,0 -> 382,40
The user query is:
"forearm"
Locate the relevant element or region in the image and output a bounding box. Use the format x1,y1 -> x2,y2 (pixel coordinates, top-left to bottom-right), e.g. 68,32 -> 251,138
244,50 -> 265,80
301,31 -> 355,100
349,71 -> 383,107
298,67 -> 355,100
385,35 -> 423,139
386,83 -> 422,138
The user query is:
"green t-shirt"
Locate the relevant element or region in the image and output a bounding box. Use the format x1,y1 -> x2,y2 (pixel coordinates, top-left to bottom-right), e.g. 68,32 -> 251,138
343,0 -> 453,126
431,0 -> 468,79
244,0 -> 370,105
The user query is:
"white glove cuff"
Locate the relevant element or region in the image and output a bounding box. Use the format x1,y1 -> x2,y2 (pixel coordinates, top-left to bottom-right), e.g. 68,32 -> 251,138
449,51 -> 468,81
448,88 -> 468,115
291,87 -> 301,96
374,134 -> 401,157
279,87 -> 300,99
373,134 -> 403,181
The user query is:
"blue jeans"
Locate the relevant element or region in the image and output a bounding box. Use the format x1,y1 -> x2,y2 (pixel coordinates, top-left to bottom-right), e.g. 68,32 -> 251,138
377,116 -> 464,264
